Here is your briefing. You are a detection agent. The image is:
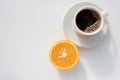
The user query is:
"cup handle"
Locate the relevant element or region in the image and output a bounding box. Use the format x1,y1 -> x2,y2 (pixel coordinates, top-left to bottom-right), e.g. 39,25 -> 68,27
101,10 -> 108,17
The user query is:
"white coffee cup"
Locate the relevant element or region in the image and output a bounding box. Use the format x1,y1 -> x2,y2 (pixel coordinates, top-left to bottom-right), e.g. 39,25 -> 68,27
73,6 -> 108,36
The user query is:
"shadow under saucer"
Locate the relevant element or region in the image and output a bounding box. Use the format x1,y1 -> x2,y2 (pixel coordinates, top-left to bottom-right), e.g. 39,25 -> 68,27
78,26 -> 118,78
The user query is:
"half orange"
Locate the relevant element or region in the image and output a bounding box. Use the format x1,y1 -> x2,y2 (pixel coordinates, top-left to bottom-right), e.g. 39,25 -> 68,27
49,40 -> 79,70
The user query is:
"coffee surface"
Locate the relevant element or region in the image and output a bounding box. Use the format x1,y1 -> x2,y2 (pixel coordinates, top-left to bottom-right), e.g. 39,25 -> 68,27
76,9 -> 101,33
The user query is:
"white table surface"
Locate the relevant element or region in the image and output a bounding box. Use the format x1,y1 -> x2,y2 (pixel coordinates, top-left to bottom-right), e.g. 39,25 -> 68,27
0,0 -> 120,80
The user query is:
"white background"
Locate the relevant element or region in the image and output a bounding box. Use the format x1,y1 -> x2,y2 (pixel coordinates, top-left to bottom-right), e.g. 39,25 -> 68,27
0,0 -> 120,80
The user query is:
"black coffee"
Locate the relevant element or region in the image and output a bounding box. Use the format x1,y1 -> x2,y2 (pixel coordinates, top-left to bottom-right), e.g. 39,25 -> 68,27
75,9 -> 101,33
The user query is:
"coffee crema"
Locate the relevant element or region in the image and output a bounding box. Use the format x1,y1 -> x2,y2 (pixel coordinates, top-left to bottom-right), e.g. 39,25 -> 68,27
75,9 -> 101,33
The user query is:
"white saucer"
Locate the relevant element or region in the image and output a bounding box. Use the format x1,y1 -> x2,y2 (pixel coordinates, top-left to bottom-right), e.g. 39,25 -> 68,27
63,2 -> 108,47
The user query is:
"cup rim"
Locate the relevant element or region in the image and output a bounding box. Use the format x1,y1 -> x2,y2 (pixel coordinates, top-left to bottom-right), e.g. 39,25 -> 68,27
73,6 -> 104,36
